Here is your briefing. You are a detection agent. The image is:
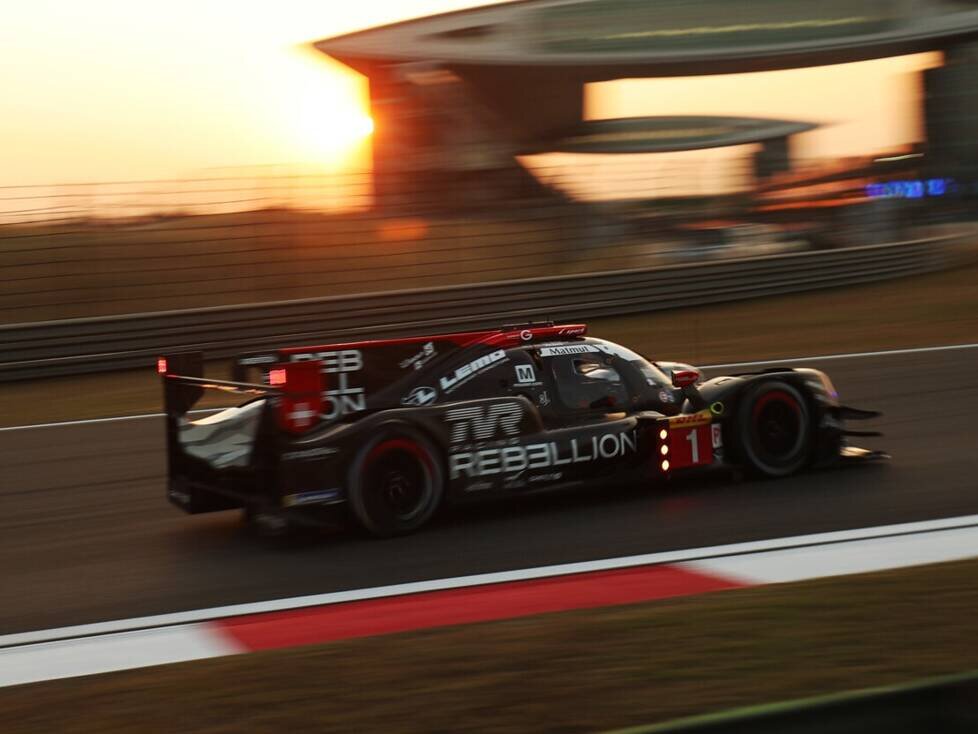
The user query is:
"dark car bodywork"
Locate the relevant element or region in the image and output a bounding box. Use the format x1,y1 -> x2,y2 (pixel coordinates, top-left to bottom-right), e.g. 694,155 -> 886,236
160,323 -> 884,536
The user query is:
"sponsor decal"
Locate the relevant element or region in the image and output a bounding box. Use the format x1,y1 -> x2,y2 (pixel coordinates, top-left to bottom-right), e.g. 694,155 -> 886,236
283,488 -> 342,507
558,326 -> 587,336
668,410 -> 713,429
450,430 -> 637,479
290,349 -> 362,372
399,341 -> 438,371
711,424 -> 723,449
445,402 -> 523,444
290,349 -> 365,419
539,345 -> 599,357
282,446 -> 339,461
515,364 -> 536,384
402,386 -> 438,407
520,329 -> 533,341
658,389 -> 676,404
440,349 -> 507,392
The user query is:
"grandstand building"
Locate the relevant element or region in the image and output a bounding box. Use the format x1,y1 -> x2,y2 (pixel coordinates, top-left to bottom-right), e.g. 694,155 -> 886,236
314,0 -> 978,209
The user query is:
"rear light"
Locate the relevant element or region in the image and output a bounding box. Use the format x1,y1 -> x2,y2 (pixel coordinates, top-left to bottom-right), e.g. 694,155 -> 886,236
657,424 -> 670,474
268,368 -> 287,386
156,357 -> 168,374
275,361 -> 325,434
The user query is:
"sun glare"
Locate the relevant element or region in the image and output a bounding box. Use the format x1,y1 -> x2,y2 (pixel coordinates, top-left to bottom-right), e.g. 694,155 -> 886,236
293,99 -> 374,164
276,48 -> 374,168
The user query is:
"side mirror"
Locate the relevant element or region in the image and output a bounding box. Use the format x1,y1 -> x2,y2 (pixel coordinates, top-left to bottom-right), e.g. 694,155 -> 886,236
671,369 -> 701,389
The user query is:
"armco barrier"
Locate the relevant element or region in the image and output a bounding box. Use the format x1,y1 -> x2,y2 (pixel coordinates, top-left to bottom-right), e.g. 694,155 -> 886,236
0,236 -> 959,381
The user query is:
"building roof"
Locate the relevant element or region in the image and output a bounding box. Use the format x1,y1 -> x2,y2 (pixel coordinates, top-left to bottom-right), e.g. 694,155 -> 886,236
522,116 -> 819,154
315,0 -> 978,77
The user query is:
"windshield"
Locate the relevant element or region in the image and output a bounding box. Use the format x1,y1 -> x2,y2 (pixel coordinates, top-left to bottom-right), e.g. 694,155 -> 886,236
630,359 -> 671,389
586,339 -> 672,388
591,339 -> 672,387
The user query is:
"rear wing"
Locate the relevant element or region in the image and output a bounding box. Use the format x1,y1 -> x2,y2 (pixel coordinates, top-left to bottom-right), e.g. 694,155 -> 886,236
158,352 -> 324,434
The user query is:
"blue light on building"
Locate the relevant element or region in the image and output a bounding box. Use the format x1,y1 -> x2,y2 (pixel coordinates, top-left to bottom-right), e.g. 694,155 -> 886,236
866,178 -> 955,199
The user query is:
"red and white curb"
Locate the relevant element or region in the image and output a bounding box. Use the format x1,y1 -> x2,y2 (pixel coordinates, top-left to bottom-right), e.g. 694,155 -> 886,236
1,515 -> 976,688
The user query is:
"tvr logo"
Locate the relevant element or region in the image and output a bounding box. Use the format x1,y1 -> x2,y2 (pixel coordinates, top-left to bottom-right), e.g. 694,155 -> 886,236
445,402 -> 523,444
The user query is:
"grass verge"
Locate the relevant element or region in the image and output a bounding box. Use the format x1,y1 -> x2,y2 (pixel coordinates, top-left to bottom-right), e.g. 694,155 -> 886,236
2,559 -> 976,733
2,258 -> 977,427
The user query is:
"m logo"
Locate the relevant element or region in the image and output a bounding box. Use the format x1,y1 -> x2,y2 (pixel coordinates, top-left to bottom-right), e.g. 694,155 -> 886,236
445,402 -> 523,444
515,364 -> 536,384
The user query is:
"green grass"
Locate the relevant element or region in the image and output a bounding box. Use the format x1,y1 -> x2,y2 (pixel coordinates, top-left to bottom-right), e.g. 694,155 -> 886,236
2,258 -> 977,427
2,559 -> 976,734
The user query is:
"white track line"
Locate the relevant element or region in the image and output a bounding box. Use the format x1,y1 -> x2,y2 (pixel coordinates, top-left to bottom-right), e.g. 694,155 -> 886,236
686,525 -> 978,584
2,514 -> 976,649
0,624 -> 243,688
2,343 -> 976,433
703,342 -> 978,370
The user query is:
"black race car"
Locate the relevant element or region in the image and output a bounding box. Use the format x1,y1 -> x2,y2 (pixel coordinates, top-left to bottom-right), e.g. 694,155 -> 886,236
159,323 -> 885,538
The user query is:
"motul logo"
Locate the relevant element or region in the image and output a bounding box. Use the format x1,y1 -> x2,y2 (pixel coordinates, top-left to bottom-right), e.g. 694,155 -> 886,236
445,402 -> 522,444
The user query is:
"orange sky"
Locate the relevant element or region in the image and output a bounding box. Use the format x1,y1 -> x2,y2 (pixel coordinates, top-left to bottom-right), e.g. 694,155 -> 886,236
0,0 -> 944,187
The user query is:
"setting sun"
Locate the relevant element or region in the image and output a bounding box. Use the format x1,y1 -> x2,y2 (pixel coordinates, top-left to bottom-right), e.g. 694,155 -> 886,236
283,72 -> 374,164
0,0 -> 484,186
269,48 -> 374,167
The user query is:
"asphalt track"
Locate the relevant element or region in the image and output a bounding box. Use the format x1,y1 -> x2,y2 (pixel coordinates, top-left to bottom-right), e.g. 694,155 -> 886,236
2,347 -> 976,636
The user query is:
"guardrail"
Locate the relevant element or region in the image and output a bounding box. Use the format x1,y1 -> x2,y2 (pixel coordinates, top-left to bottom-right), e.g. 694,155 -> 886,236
0,235 -> 960,381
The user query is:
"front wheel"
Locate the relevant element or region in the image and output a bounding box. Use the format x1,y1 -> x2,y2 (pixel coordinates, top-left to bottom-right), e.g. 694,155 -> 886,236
735,380 -> 812,478
347,427 -> 444,537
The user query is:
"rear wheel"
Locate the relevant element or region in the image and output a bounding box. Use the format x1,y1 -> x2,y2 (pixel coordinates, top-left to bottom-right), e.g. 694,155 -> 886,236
348,427 -> 444,537
736,381 -> 812,477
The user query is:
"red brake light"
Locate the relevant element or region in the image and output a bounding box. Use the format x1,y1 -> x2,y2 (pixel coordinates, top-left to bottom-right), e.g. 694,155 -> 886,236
274,361 -> 324,434
268,368 -> 287,386
156,358 -> 168,374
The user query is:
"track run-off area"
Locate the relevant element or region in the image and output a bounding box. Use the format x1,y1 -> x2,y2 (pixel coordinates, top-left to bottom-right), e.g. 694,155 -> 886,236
1,344 -> 976,638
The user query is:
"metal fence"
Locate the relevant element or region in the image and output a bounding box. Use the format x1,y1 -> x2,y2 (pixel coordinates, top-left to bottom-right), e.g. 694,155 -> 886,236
0,159 -> 945,325
0,234 -> 960,381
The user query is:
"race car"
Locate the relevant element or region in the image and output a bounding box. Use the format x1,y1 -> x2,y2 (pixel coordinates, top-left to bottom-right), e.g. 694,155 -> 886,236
159,322 -> 885,538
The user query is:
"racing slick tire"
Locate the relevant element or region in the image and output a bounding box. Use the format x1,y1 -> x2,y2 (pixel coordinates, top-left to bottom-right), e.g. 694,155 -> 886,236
735,380 -> 812,478
348,425 -> 445,537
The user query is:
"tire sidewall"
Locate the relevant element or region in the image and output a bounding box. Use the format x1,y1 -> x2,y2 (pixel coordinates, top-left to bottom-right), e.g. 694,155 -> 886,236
347,424 -> 445,537
736,380 -> 812,478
